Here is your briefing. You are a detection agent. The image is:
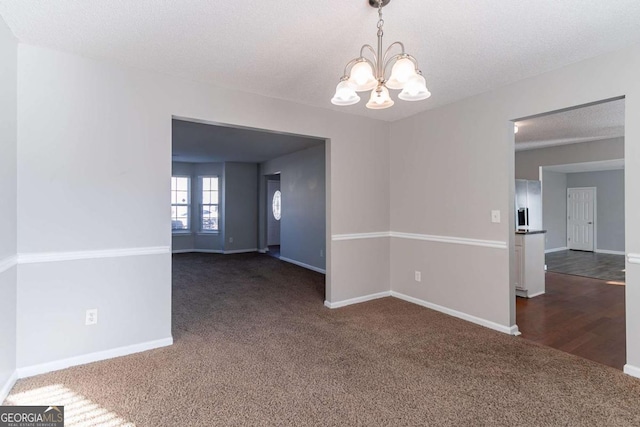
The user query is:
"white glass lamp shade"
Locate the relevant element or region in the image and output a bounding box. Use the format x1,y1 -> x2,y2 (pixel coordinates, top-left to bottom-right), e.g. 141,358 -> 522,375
348,61 -> 377,91
398,74 -> 431,101
366,85 -> 394,110
331,81 -> 360,106
386,57 -> 418,90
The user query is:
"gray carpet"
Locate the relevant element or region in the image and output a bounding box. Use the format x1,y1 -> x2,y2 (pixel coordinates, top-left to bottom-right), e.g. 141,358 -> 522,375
5,253 -> 640,426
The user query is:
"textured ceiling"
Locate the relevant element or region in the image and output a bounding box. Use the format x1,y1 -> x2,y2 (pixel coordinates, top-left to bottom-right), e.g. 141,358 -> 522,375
1,1 -> 640,121
172,119 -> 323,163
515,99 -> 624,151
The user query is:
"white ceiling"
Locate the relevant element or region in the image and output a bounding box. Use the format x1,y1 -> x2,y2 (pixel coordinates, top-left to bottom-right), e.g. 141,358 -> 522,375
1,1 -> 640,122
515,99 -> 624,151
172,119 -> 324,163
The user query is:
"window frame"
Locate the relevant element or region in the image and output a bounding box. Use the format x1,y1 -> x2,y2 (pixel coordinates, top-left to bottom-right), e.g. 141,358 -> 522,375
171,175 -> 191,233
200,175 -> 220,233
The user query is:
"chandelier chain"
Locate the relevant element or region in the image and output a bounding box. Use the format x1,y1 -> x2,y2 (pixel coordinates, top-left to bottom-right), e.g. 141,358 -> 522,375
377,1 -> 384,37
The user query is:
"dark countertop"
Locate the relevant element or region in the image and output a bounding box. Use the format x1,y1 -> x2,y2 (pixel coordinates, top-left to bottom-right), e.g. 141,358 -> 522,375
515,229 -> 547,235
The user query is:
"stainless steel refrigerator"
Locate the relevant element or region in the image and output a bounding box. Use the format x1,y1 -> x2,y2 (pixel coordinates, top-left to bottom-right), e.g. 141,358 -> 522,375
515,179 -> 542,231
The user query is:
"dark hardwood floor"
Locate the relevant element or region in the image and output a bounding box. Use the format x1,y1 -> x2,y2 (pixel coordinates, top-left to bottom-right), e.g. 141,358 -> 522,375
546,249 -> 625,283
517,271 -> 625,370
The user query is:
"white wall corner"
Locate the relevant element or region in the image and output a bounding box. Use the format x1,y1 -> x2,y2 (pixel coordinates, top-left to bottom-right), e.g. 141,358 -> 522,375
390,291 -> 514,335
0,371 -> 18,404
324,291 -> 391,309
623,364 -> 640,379
16,337 -> 173,379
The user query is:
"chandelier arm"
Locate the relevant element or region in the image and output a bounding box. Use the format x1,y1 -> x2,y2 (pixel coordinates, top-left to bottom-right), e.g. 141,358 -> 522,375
382,41 -> 406,65
359,44 -> 378,64
341,58 -> 362,78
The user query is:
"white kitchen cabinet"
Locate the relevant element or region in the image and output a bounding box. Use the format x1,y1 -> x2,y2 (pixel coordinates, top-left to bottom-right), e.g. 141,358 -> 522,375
514,231 -> 546,298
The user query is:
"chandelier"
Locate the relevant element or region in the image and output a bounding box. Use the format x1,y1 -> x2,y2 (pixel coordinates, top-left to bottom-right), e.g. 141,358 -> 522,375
331,0 -> 431,110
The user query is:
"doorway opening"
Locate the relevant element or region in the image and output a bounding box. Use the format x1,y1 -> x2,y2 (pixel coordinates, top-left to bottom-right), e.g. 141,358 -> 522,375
512,97 -> 626,369
170,117 -> 329,322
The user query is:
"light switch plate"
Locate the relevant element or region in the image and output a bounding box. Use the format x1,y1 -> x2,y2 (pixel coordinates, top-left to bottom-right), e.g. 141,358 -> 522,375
491,210 -> 501,223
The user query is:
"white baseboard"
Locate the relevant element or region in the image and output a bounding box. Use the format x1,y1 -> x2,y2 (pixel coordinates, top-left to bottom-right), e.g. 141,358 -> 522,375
224,248 -> 258,254
172,249 -> 223,254
390,291 -> 517,335
545,247 -> 568,254
16,337 -> 173,379
279,256 -> 326,274
173,249 -> 259,255
0,371 -> 18,404
19,247 -> 170,264
509,325 -> 521,336
624,364 -> 640,379
324,291 -> 391,309
595,249 -> 626,256
527,291 -> 546,298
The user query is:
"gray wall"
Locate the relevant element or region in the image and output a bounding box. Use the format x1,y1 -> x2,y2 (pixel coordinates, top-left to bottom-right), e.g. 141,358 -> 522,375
224,162 -> 258,252
267,178 -> 281,246
171,162 -> 225,252
0,15 -> 17,396
389,41 -> 640,372
542,170 -> 568,250
260,145 -> 326,271
567,170 -> 625,252
11,34 -> 640,373
16,43 -> 390,371
515,137 -> 624,180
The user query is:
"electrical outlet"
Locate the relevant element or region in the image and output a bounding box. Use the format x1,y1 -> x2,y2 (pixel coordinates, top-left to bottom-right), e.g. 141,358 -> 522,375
415,271 -> 421,282
229,237 -> 233,243
491,210 -> 501,223
320,249 -> 324,257
85,309 -> 98,326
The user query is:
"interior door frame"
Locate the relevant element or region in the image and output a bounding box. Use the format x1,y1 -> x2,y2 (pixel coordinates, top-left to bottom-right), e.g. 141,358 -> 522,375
265,173 -> 282,250
566,186 -> 597,252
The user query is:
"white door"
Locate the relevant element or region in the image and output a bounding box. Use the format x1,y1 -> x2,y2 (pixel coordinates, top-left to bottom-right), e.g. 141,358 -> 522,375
567,187 -> 595,251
